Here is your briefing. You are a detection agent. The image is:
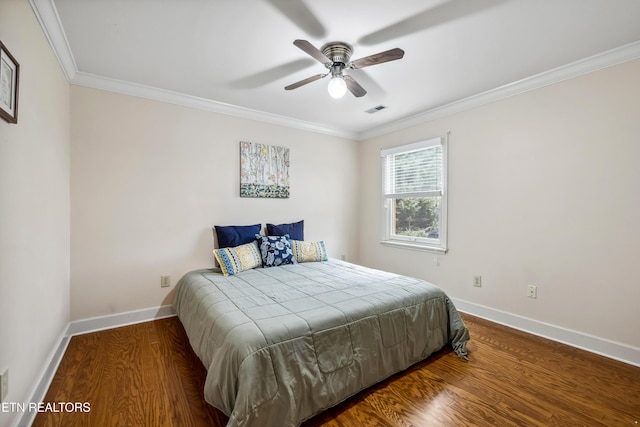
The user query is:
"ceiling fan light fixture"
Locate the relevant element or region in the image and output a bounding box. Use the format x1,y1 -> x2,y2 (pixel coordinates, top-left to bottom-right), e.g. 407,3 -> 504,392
328,76 -> 347,99
287,39 -> 403,99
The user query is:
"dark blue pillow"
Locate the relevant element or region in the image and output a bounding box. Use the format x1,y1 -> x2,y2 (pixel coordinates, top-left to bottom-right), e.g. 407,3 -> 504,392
254,234 -> 294,267
266,220 -> 304,240
214,224 -> 261,248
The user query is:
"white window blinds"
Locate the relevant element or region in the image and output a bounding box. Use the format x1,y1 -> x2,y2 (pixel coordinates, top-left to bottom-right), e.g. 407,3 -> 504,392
381,137 -> 443,199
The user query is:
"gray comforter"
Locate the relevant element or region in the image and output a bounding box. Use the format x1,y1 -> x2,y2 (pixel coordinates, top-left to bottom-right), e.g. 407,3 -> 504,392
173,259 -> 469,427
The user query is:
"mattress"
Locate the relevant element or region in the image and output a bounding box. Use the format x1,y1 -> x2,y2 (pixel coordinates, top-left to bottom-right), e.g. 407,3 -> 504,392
173,259 -> 469,427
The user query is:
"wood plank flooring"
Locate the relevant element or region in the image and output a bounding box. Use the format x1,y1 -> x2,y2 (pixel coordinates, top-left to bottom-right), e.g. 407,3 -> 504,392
33,313 -> 639,426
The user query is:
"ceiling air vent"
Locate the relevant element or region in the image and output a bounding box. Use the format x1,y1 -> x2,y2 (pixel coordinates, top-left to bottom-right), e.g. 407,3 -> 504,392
365,105 -> 388,114
364,105 -> 388,114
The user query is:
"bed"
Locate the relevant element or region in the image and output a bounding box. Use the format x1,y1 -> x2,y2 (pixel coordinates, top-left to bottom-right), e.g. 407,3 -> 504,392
173,258 -> 469,427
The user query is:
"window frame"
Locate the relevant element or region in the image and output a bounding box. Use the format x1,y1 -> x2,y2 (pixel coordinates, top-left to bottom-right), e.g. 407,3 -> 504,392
380,134 -> 448,254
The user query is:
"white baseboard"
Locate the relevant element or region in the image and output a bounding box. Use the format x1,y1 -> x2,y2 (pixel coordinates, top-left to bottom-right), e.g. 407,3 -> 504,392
14,305 -> 176,427
451,298 -> 640,368
66,305 -> 176,336
15,332 -> 70,427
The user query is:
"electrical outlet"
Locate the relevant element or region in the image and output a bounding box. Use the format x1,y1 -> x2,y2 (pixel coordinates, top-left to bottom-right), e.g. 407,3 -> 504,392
527,285 -> 537,299
0,368 -> 8,403
161,275 -> 171,288
473,276 -> 482,287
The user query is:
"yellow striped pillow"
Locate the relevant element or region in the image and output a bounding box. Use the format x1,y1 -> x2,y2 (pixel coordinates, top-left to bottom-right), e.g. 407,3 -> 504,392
291,240 -> 327,263
213,241 -> 262,276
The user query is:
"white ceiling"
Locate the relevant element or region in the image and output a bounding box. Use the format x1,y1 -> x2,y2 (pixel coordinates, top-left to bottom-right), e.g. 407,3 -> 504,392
32,0 -> 640,139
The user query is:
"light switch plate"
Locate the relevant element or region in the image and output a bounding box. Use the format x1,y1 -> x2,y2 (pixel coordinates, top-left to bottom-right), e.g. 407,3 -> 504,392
161,275 -> 171,288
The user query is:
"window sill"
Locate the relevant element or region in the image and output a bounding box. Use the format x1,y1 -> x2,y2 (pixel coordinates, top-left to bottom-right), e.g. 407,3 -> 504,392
380,240 -> 448,254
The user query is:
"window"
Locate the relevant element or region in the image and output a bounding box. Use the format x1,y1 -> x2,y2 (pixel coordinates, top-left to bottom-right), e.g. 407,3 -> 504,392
381,135 -> 447,253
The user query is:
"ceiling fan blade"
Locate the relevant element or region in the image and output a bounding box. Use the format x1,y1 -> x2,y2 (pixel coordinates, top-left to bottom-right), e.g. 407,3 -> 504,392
231,58 -> 316,89
293,39 -> 332,65
267,0 -> 326,38
349,48 -> 405,70
344,75 -> 367,97
284,73 -> 327,90
358,0 -> 507,45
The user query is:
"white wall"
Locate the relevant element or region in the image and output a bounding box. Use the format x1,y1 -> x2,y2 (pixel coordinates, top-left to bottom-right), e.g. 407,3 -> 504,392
0,1 -> 70,425
358,59 -> 640,350
70,86 -> 360,321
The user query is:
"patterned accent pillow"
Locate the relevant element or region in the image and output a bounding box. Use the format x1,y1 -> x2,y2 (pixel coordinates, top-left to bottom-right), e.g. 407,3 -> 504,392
254,234 -> 294,267
292,240 -> 328,263
213,241 -> 262,276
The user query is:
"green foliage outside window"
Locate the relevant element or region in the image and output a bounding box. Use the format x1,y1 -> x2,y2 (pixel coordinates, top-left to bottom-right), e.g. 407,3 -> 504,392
394,197 -> 440,238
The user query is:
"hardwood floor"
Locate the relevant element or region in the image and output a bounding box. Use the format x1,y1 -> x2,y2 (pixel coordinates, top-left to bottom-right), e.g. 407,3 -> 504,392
33,313 -> 639,426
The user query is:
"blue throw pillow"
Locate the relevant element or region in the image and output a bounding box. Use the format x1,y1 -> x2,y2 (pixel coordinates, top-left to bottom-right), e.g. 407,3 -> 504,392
214,224 -> 261,248
266,220 -> 304,240
254,234 -> 294,267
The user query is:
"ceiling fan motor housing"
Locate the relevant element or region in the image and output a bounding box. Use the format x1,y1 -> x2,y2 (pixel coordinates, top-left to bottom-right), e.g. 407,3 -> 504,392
321,42 -> 353,67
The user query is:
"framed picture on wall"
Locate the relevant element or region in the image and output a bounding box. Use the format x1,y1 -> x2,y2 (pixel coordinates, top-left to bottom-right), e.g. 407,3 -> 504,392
240,141 -> 290,198
0,41 -> 19,124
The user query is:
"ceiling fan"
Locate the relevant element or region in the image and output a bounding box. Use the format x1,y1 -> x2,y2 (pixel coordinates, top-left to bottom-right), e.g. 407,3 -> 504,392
285,39 -> 404,99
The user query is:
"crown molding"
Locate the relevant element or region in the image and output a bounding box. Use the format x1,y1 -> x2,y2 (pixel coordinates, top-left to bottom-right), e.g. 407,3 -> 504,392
358,40 -> 640,140
28,0 -> 357,140
29,0 -> 77,81
30,0 -> 640,142
71,71 -> 359,140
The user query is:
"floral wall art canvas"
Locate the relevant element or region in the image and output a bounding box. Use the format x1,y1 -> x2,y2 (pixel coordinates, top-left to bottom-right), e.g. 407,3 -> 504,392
240,141 -> 290,198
